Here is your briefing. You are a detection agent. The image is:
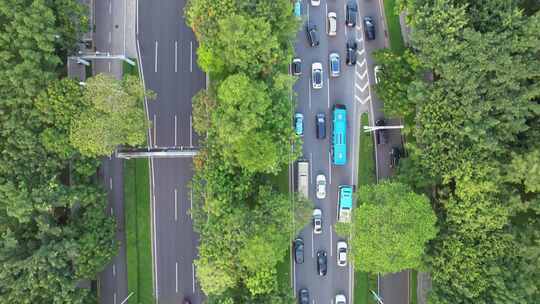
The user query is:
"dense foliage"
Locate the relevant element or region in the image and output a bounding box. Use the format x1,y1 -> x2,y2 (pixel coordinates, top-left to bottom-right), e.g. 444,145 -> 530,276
377,0 -> 540,303
187,0 -> 303,302
70,74 -> 154,157
350,182 -> 437,273
0,1 -> 144,302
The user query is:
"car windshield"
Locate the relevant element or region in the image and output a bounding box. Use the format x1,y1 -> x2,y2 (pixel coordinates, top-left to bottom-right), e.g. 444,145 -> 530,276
332,60 -> 339,71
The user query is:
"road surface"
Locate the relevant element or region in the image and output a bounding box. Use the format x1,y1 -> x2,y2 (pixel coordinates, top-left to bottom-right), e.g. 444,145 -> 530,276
292,0 -> 410,304
137,0 -> 205,303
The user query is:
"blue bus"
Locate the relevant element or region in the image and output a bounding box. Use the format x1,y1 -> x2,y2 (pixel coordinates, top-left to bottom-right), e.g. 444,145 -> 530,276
332,104 -> 347,165
338,185 -> 353,223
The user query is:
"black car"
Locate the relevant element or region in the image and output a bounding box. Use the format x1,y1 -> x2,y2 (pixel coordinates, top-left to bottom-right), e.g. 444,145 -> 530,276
298,288 -> 309,304
305,22 -> 320,47
375,119 -> 388,145
294,238 -> 304,264
390,147 -> 401,168
346,39 -> 357,65
317,250 -> 327,276
292,58 -> 302,76
364,16 -> 376,40
346,1 -> 358,27
316,113 -> 326,139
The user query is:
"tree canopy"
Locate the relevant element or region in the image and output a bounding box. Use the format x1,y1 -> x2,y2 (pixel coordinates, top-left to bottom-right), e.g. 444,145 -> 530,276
376,0 -> 540,302
350,181 -> 437,273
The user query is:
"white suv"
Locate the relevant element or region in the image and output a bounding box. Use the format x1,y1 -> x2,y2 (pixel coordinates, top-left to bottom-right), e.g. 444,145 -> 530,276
337,241 -> 348,266
313,209 -> 322,234
311,0 -> 321,6
311,62 -> 323,89
316,174 -> 326,199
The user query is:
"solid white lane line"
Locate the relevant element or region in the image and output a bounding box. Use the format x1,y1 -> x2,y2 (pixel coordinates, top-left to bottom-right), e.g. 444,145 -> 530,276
108,31 -> 112,44
111,207 -> 114,216
190,41 -> 193,72
192,263 -> 196,292
112,264 -> 116,277
109,0 -> 112,14
190,115 -> 193,147
174,115 -> 178,146
108,61 -> 111,73
174,189 -> 178,222
175,262 -> 179,293
123,0 -> 126,54
327,76 -> 330,109
175,41 -> 178,73
154,40 -> 158,73
308,85 -> 312,109
114,292 -> 117,304
109,177 -> 113,190
328,151 -> 332,185
153,114 -> 157,147
135,0 -> 139,35
190,189 -> 193,219
330,229 -> 333,256
309,152 -> 313,185
311,230 -> 314,258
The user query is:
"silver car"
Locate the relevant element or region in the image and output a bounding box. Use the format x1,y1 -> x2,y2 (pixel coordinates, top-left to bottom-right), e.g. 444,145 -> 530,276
328,12 -> 337,36
316,174 -> 326,199
313,208 -> 322,234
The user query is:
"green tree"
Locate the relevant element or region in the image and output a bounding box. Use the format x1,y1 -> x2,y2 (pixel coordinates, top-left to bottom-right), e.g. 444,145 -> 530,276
217,15 -> 282,75
351,181 -> 438,273
373,49 -> 420,119
70,74 -> 155,157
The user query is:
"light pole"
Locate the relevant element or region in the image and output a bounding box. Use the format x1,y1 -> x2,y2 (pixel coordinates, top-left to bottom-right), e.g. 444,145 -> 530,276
370,289 -> 384,304
119,292 -> 134,304
363,125 -> 404,132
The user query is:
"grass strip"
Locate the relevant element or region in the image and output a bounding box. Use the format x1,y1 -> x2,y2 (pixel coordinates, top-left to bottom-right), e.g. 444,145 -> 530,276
383,0 -> 406,55
354,113 -> 378,304
358,113 -> 376,187
410,270 -> 418,304
125,159 -> 154,304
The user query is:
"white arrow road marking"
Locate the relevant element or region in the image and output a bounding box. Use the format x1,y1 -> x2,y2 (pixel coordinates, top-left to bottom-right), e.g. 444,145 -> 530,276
359,82 -> 370,92
358,70 -> 368,79
358,58 -> 367,67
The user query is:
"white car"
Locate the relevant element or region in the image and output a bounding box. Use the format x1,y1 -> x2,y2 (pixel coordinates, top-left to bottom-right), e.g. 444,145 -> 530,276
311,62 -> 323,89
313,208 -> 322,234
327,12 -> 337,36
311,0 -> 321,6
374,65 -> 382,84
316,174 -> 326,199
337,241 -> 348,266
335,294 -> 347,304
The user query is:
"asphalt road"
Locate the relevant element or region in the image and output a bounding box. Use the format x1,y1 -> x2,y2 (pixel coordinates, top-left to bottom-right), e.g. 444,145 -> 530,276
93,0 -> 129,303
293,1 -> 409,304
137,0 -> 205,303
292,1 -> 362,303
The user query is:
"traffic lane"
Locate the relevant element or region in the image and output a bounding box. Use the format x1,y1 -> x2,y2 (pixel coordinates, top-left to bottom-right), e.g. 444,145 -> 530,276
173,159 -> 201,303
380,271 -> 410,304
152,159 -> 179,304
